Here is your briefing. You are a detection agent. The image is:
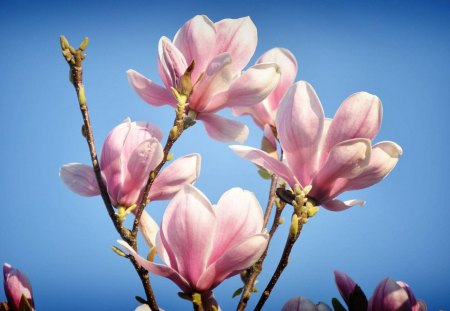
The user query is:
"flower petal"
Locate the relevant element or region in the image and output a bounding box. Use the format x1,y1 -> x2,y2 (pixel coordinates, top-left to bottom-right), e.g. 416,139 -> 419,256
323,92 -> 382,160
118,138 -> 164,206
229,145 -> 296,187
158,36 -> 188,89
197,113 -> 249,144
173,15 -> 216,81
60,163 -> 100,197
149,153 -> 201,201
117,240 -> 191,293
215,16 -> 257,73
282,297 -> 321,311
256,48 -> 298,112
196,233 -> 268,291
208,188 -> 264,264
161,185 -> 216,287
189,53 -> 233,112
276,81 -> 325,186
209,63 -> 281,112
127,70 -> 176,107
345,141 -> 403,191
368,278 -> 412,311
322,199 -> 366,212
3,263 -> 34,310
334,270 -> 358,305
232,100 -> 273,128
138,210 -> 159,248
310,138 -> 371,204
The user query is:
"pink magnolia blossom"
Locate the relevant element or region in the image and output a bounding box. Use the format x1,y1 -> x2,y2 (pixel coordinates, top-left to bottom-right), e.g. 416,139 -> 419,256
334,270 -> 358,306
118,185 -> 269,295
368,278 -> 427,311
233,47 -> 298,129
3,263 -> 34,310
60,118 -> 201,246
231,81 -> 402,211
128,15 -> 281,143
282,297 -> 331,311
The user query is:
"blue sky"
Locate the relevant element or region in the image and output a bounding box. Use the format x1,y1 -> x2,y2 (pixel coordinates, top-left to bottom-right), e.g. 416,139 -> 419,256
1,0 -> 449,310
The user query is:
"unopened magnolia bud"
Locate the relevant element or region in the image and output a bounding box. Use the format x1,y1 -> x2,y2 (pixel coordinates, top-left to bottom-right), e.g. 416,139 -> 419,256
169,126 -> 178,139
112,246 -> 127,257
166,153 -> 174,161
290,214 -> 299,237
60,35 -> 69,50
79,37 -> 89,51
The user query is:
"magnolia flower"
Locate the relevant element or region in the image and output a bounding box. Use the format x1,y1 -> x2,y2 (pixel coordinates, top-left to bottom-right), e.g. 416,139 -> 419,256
334,270 -> 358,306
119,185 -> 269,296
3,263 -> 34,310
128,15 -> 281,143
231,81 -> 402,211
233,47 -> 298,129
368,278 -> 427,311
60,118 -> 201,246
282,297 -> 331,311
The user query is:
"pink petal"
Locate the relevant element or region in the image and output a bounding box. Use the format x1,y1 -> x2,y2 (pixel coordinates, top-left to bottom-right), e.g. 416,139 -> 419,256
3,263 -> 34,310
263,125 -> 277,150
276,81 -> 325,186
369,278 -> 412,311
117,240 -> 191,293
173,15 -> 216,81
310,138 -> 371,204
334,270 -> 357,304
232,101 -> 274,128
127,70 -> 176,107
158,36 -> 188,89
118,138 -> 164,206
322,92 -> 382,161
197,113 -> 249,144
196,233 -> 268,291
229,145 -> 296,187
256,48 -> 298,112
138,210 -> 159,248
345,141 -> 403,191
101,119 -> 133,202
209,63 -> 281,112
215,16 -> 257,73
134,121 -> 164,142
282,297 -> 319,311
60,163 -> 100,197
208,188 -> 264,264
149,153 -> 201,201
322,199 -> 366,212
160,185 -> 216,287
189,53 -> 233,113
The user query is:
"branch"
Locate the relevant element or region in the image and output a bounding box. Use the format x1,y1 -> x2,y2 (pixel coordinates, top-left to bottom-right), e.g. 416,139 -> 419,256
59,35 -> 159,311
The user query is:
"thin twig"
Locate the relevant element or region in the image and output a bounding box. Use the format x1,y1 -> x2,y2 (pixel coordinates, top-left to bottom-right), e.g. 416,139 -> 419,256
236,199 -> 286,311
60,36 -> 159,311
262,175 -> 279,228
131,93 -> 190,244
253,211 -> 306,310
236,149 -> 285,311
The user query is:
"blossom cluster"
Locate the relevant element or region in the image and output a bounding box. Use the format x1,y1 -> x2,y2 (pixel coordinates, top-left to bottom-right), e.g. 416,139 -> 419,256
1,14 -> 425,311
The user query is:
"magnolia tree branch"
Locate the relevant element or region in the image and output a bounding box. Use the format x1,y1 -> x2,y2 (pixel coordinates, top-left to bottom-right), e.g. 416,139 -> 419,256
236,198 -> 286,311
254,202 -> 308,310
59,36 -> 160,311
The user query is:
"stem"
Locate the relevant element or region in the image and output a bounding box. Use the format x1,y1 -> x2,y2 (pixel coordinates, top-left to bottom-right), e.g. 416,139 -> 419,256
262,175 -> 279,228
253,213 -> 305,311
236,200 -> 285,311
236,149 -> 285,311
60,36 -> 159,311
131,94 -> 189,244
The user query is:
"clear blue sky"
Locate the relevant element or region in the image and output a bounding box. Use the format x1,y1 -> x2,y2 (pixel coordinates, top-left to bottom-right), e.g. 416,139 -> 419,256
1,0 -> 449,310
